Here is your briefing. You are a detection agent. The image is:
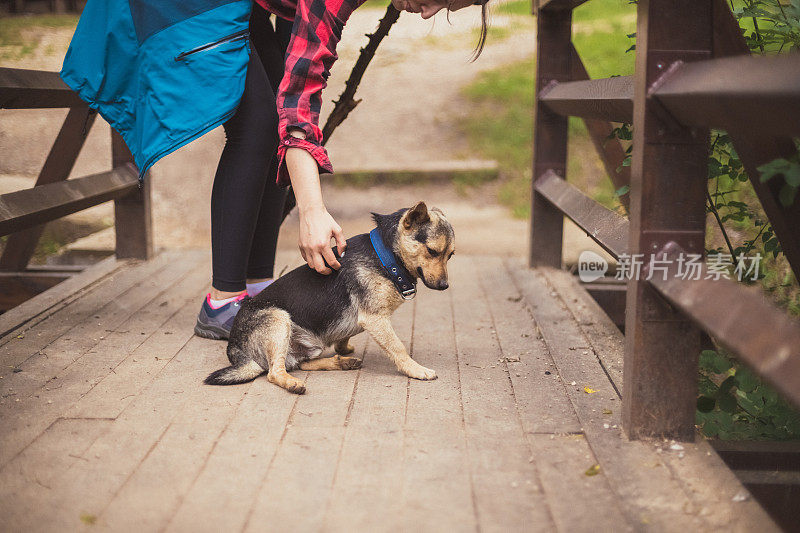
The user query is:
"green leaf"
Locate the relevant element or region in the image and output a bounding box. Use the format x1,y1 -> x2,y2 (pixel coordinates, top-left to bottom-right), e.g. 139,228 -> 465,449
735,369 -> 758,393
737,395 -> 761,417
614,185 -> 630,197
697,396 -> 716,413
719,392 -> 738,413
719,376 -> 737,395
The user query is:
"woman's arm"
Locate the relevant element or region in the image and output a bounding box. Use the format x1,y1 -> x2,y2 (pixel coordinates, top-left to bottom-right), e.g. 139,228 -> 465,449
285,139 -> 347,275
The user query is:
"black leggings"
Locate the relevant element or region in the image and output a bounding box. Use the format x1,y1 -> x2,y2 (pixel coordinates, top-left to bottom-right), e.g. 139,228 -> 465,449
211,6 -> 292,292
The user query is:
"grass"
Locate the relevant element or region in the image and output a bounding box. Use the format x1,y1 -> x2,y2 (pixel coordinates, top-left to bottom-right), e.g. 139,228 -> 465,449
462,0 -> 635,218
0,13 -> 78,60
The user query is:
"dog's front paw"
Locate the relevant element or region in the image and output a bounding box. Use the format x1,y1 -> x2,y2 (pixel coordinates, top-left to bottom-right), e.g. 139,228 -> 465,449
337,355 -> 362,370
268,372 -> 307,394
401,361 -> 437,381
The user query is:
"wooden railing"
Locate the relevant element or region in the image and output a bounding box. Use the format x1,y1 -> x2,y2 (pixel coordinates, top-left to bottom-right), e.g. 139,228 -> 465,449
530,0 -> 800,440
0,67 -> 153,310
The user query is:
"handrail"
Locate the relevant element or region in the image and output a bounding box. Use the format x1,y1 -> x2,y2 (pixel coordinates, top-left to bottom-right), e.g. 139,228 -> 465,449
652,54 -> 800,137
648,242 -> 800,408
0,67 -> 152,311
0,67 -> 83,109
534,170 -> 628,258
0,165 -> 139,236
540,76 -> 633,123
530,0 -> 800,440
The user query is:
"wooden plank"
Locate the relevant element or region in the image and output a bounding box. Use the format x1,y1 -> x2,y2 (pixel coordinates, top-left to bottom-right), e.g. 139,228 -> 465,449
535,169 -> 629,259
401,285 -> 476,531
62,255 -> 210,419
546,270 -> 625,391
530,7 -> 571,267
476,257 -> 581,434
244,336 -> 362,531
323,307 -> 411,530
652,54 -> 800,137
449,257 -> 559,531
0,166 -> 139,236
0,271 -> 71,311
659,439 -> 785,530
512,265 -> 778,530
113,132 -> 153,260
570,45 -> 631,210
624,0 -> 711,441
0,106 -> 97,271
510,265 -> 700,529
0,252 -> 181,379
99,359 -> 250,532
479,258 -> 618,532
0,252 -> 206,469
33,335 -> 233,530
646,243 -> 800,409
165,374 -> 301,533
0,255 -> 121,339
526,433 -> 631,532
0,251 -> 172,366
540,76 -> 633,123
0,67 -> 84,109
0,418 -> 113,528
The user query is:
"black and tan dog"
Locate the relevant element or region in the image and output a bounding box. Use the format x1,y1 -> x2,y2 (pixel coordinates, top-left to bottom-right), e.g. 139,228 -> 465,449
204,202 -> 455,394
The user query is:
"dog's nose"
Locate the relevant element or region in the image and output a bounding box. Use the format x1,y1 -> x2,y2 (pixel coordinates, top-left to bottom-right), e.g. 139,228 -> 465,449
436,280 -> 449,290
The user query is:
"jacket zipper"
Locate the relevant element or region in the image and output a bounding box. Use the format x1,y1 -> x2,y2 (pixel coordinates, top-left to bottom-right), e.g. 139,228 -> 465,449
174,29 -> 250,61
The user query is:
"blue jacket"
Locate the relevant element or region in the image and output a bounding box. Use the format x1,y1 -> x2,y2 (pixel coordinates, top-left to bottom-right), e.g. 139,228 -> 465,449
60,0 -> 254,181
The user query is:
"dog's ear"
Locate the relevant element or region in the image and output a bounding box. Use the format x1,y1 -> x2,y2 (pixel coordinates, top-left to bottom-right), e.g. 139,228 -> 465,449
402,201 -> 430,230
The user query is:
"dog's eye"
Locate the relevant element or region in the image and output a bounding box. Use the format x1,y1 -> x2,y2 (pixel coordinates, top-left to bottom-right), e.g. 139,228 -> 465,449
426,246 -> 440,257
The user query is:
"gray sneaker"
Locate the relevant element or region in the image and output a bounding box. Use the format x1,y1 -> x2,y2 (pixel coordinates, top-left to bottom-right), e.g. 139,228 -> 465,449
194,294 -> 248,340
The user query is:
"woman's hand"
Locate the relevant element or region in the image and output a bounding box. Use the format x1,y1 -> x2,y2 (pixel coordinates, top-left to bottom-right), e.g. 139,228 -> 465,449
298,204 -> 346,274
285,140 -> 346,274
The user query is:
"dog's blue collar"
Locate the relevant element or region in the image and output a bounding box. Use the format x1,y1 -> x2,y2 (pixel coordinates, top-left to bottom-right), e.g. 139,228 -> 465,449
369,228 -> 417,300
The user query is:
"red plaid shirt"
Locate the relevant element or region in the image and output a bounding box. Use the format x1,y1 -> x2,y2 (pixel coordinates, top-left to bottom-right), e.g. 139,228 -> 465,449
255,0 -> 364,186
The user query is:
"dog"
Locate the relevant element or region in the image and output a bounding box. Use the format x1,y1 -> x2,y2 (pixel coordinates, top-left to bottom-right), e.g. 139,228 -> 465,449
204,201 -> 455,394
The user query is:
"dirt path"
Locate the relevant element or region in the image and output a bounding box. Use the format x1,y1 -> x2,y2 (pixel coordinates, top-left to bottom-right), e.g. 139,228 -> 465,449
1,7 -> 606,265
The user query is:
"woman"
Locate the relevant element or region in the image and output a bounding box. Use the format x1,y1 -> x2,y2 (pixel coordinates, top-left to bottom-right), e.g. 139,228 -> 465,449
60,0 -> 488,339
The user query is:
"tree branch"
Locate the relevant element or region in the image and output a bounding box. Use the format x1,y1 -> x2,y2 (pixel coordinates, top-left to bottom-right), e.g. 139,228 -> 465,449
282,4 -> 402,221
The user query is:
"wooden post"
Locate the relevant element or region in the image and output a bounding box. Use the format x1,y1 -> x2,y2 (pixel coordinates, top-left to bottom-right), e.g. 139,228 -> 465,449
112,131 -> 153,260
529,3 -> 571,268
622,0 -> 713,440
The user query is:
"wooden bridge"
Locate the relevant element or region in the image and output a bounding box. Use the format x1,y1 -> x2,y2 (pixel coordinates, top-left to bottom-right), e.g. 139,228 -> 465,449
1,0 -> 799,530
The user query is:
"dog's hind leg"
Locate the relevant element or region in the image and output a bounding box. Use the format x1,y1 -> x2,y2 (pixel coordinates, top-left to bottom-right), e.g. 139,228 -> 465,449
254,309 -> 306,394
204,345 -> 264,385
299,354 -> 362,371
333,338 -> 355,355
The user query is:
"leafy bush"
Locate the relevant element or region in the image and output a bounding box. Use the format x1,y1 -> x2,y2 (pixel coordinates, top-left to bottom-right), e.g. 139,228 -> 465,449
697,349 -> 800,440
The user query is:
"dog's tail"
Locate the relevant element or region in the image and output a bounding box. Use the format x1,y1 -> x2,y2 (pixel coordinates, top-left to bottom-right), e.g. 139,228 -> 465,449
204,360 -> 264,385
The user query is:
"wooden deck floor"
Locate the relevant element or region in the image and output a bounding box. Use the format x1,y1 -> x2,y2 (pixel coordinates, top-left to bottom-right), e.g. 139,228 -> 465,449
0,250 -> 777,532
